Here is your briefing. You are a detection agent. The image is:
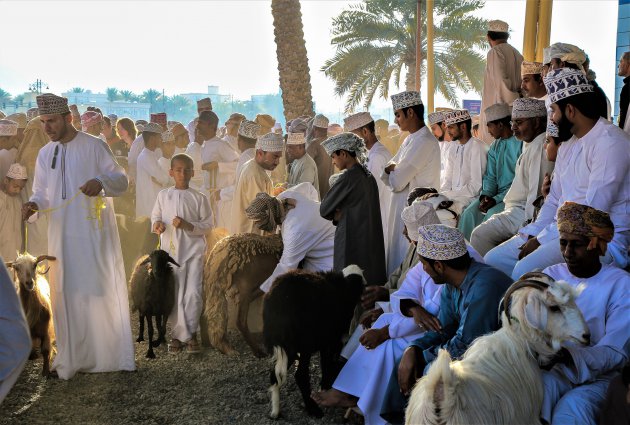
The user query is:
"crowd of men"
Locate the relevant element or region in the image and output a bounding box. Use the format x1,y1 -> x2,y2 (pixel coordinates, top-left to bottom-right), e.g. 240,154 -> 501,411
1,18 -> 629,425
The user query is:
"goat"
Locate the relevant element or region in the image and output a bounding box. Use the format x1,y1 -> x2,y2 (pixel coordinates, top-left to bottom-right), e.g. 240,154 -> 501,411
129,249 -> 179,359
264,265 -> 365,419
5,253 -> 56,377
405,272 -> 590,425
116,214 -> 158,280
201,232 -> 282,357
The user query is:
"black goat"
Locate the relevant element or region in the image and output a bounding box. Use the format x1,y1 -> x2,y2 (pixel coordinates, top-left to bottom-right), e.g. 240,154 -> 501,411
129,249 -> 179,359
263,265 -> 365,419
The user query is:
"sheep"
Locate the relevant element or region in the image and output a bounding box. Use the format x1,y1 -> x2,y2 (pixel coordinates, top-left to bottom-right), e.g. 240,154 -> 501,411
264,265 -> 366,419
201,232 -> 283,357
405,272 -> 591,425
129,249 -> 179,359
5,252 -> 56,378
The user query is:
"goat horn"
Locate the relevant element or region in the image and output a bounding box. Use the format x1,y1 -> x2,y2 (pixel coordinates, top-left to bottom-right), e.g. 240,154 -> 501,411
167,256 -> 180,267
35,255 -> 57,264
501,279 -> 551,326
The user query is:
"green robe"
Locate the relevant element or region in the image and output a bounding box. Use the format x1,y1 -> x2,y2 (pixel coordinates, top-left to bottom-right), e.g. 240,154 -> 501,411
458,135 -> 522,239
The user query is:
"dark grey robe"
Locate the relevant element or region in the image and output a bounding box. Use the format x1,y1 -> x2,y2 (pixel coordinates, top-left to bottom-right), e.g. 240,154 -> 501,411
320,164 -> 386,286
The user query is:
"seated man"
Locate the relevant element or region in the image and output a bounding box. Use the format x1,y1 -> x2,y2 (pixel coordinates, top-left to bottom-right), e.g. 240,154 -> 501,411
380,225 -> 512,424
541,202 -> 629,424
246,183 -> 335,293
439,109 -> 488,216
470,99 -> 554,256
458,103 -> 522,240
484,68 -> 630,279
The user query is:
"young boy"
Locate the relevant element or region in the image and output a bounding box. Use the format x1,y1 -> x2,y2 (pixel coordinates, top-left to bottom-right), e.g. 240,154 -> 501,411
0,119 -> 19,182
151,153 -> 213,353
0,163 -> 28,260
319,132 -> 386,286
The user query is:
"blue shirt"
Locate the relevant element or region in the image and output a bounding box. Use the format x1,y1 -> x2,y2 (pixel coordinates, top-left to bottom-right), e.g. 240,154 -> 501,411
481,135 -> 522,203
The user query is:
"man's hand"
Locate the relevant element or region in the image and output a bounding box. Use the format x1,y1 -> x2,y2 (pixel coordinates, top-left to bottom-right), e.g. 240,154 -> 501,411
359,308 -> 383,328
360,326 -> 389,350
80,179 -> 103,197
518,236 -> 541,260
410,306 -> 441,332
398,346 -> 420,396
202,161 -> 218,172
542,173 -> 552,198
361,285 -> 389,309
153,221 -> 166,235
384,163 -> 396,174
478,195 -> 497,213
22,202 -> 39,221
172,216 -> 194,232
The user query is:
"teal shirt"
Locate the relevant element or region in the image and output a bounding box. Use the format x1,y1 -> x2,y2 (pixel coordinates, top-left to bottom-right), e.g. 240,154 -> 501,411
410,260 -> 513,368
480,135 -> 522,203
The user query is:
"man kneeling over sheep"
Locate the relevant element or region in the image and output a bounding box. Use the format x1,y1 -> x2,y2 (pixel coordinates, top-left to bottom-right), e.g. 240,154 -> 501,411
380,225 -> 513,424
540,202 -> 630,424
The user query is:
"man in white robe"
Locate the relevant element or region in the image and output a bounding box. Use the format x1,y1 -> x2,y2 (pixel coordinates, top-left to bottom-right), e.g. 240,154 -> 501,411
198,111 -> 239,196
485,68 -> 630,279
23,93 -> 135,380
151,153 -> 213,351
427,110 -> 454,187
186,97 -> 213,145
479,20 -> 524,144
248,183 -> 334,293
286,132 -> 319,195
540,202 -> 629,424
345,112 -> 392,261
136,123 -> 169,218
381,91 -> 441,275
0,261 -> 31,403
222,113 -> 245,152
471,99 -> 554,255
439,109 -> 488,215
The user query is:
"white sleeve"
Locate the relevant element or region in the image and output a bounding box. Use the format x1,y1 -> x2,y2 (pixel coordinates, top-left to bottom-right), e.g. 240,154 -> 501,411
29,148 -> 50,210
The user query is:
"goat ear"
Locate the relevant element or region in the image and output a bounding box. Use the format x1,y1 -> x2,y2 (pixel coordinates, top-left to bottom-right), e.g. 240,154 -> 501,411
524,292 -> 548,331
167,256 -> 180,267
35,255 -> 57,264
5,262 -> 13,269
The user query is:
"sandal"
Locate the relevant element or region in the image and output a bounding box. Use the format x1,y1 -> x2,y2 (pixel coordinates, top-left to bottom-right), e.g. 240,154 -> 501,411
168,339 -> 183,354
186,338 -> 201,354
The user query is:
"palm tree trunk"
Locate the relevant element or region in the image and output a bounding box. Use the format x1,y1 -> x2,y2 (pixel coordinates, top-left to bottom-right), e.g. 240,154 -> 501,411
405,62 -> 416,91
271,0 -> 314,121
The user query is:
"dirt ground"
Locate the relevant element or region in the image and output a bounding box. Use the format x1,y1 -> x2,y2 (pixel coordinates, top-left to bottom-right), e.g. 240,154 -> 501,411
0,315 -> 359,425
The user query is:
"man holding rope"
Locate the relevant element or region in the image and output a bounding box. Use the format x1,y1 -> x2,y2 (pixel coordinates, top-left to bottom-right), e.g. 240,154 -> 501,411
22,93 -> 135,380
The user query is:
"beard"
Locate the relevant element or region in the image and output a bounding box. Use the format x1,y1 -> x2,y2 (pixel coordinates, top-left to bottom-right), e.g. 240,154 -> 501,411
556,113 -> 574,142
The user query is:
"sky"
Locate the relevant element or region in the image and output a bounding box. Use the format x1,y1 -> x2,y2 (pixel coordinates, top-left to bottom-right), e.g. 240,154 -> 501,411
0,0 -> 620,120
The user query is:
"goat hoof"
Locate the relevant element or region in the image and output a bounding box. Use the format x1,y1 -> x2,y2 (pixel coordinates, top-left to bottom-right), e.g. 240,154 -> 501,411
29,350 -> 39,360
151,340 -> 162,348
146,350 -> 156,359
305,404 -> 324,418
136,336 -> 144,343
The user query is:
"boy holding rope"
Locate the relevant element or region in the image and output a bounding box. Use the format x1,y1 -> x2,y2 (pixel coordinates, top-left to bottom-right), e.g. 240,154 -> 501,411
151,153 -> 213,353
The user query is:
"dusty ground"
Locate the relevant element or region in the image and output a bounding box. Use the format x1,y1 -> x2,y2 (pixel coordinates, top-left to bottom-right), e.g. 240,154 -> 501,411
0,317 -> 359,425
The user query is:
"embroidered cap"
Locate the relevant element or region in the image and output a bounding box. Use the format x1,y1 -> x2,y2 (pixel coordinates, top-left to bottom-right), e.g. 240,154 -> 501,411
485,103 -> 511,123
36,93 -> 70,115
255,132 -> 284,152
0,119 -> 18,136
427,111 -> 445,126
401,200 -> 441,242
238,119 -> 261,140
521,61 -> 543,77
313,114 -> 329,129
391,91 -> 422,111
286,132 -> 306,145
444,109 -> 471,126
546,120 -> 559,138
150,112 -> 167,127
488,19 -> 509,33
321,132 -> 368,165
511,98 -> 546,119
6,163 -> 27,180
162,130 -> 175,143
5,113 -> 27,129
544,68 -> 593,104
344,112 -> 374,132
142,122 -> 164,134
81,111 -> 103,131
416,224 -> 467,261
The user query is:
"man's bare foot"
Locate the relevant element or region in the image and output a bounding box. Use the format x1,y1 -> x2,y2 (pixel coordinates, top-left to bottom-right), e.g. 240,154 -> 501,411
311,388 -> 358,408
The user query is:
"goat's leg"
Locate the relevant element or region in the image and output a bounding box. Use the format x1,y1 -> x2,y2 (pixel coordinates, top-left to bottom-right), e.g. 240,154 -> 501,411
153,315 -> 165,347
295,352 -> 323,418
29,337 -> 40,360
236,289 -> 265,358
146,316 -> 156,359
137,314 -> 145,343
320,344 -> 343,390
41,333 -> 51,378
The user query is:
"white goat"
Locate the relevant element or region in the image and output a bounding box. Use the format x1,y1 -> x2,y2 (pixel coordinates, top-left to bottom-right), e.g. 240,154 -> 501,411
5,252 -> 56,377
405,272 -> 590,425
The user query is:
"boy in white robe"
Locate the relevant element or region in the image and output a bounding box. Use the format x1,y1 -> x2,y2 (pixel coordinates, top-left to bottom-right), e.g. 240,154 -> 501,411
540,202 -> 630,424
151,153 -> 213,353
0,119 -> 19,181
439,109 -> 488,215
0,164 -> 28,260
136,123 -> 170,218
381,91 -> 441,275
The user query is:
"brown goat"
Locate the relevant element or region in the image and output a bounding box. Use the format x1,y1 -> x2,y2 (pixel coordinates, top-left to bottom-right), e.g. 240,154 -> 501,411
6,253 -> 56,378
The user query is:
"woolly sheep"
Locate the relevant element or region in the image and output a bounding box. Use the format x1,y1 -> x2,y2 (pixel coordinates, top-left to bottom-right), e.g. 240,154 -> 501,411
405,272 -> 590,425
129,249 -> 179,359
6,252 -> 56,377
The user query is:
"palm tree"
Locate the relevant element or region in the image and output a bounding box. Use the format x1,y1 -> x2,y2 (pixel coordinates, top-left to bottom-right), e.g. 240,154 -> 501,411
271,0 -> 314,121
70,87 -> 85,93
120,90 -> 135,102
0,88 -> 12,106
141,89 -> 161,112
322,0 -> 488,112
106,87 -> 119,103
